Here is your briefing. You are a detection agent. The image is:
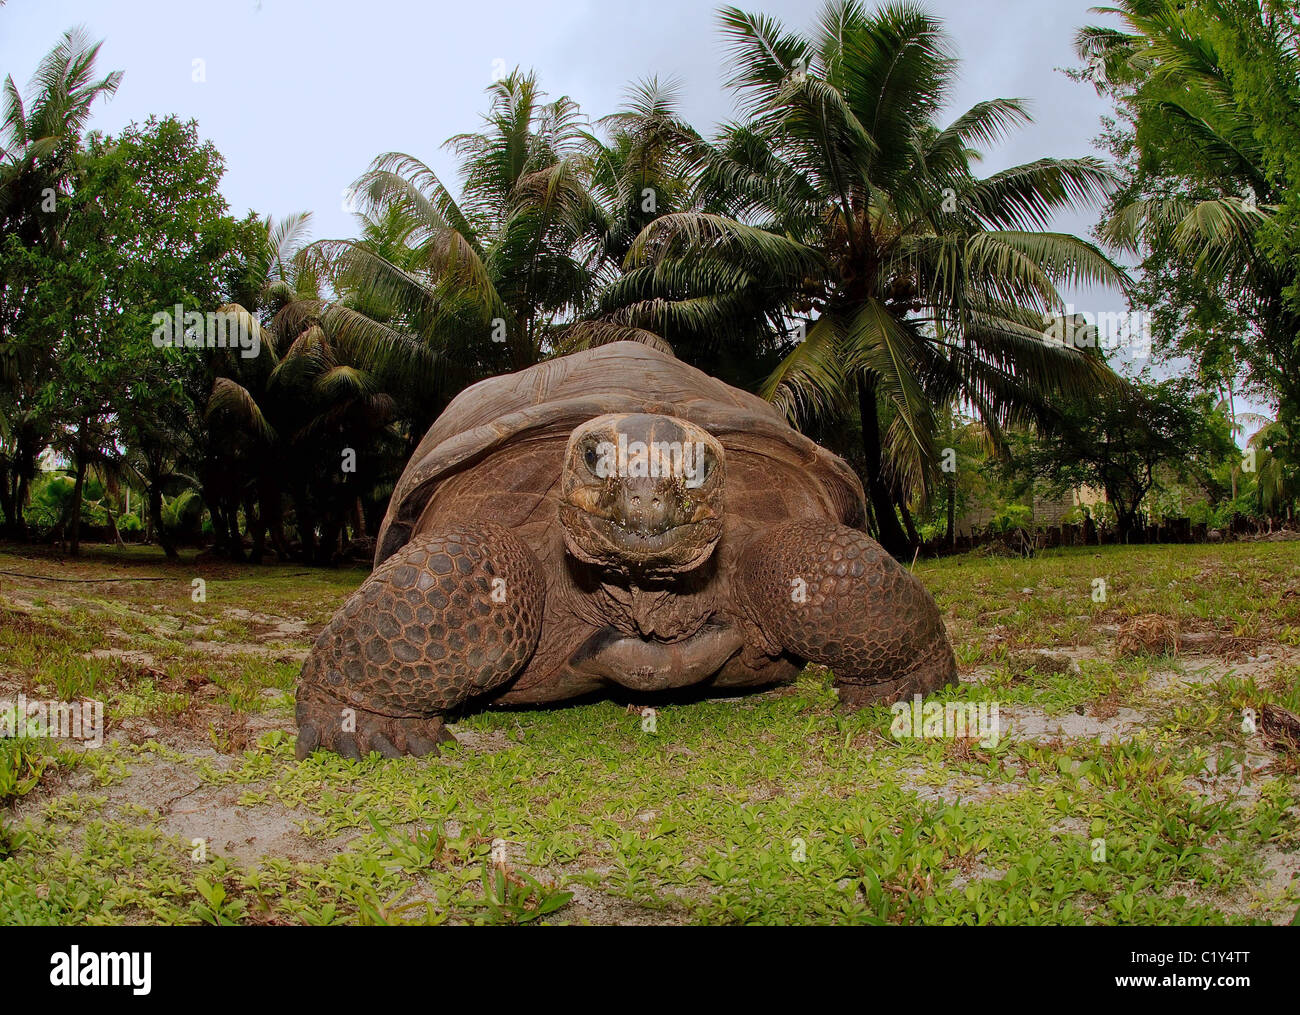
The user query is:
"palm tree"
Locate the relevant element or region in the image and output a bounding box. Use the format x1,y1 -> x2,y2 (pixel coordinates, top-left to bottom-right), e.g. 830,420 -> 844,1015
928,403 -> 995,548
1076,0 -> 1300,477
582,78 -> 701,270
612,1 -> 1127,555
304,69 -> 604,406
1242,419 -> 1296,524
201,214 -> 312,560
0,28 -> 122,245
0,29 -> 121,536
579,81 -> 699,290
213,211 -> 429,562
209,211 -> 415,564
241,76 -> 700,560
567,76 -> 806,385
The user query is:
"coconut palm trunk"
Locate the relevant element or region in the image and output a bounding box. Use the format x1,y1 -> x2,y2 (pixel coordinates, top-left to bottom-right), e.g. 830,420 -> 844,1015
858,374 -> 910,556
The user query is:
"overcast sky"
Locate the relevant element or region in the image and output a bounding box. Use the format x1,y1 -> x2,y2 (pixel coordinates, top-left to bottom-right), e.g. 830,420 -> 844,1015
3,0 -> 1142,355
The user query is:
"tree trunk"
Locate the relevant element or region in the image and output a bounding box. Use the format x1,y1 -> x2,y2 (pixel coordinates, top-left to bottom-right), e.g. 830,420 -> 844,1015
226,501 -> 245,562
147,483 -> 174,559
148,460 -> 178,559
68,428 -> 88,557
946,478 -> 956,549
1114,502 -> 1136,544
899,497 -> 920,547
857,374 -> 911,558
2,427 -> 38,540
14,468 -> 30,540
263,480 -> 290,561
318,518 -> 343,565
245,492 -> 265,564
295,495 -> 317,563
0,467 -> 16,536
104,500 -> 125,548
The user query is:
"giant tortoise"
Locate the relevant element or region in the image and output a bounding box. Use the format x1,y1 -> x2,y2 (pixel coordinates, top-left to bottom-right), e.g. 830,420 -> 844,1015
296,341 -> 957,758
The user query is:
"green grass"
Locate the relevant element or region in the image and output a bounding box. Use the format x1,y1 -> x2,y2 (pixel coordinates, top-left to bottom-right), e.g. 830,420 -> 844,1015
0,540 -> 1297,925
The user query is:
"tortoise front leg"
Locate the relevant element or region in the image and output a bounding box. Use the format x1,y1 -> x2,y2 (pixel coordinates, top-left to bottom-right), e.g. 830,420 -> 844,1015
295,523 -> 545,760
735,520 -> 957,705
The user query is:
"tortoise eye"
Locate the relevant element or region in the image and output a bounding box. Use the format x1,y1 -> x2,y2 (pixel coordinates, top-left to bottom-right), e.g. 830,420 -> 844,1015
583,444 -> 599,473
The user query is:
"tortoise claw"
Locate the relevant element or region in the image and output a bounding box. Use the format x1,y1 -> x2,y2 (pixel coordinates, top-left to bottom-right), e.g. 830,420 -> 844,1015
405,732 -> 441,757
294,525 -> 545,759
366,731 -> 402,759
295,721 -> 321,760
295,683 -> 454,761
334,732 -> 362,760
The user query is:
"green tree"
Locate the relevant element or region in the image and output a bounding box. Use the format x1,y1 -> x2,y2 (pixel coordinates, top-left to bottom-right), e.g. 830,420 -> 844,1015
1003,379 -> 1236,543
612,1 -> 1127,556
215,210 -> 430,564
40,116 -> 247,554
204,211 -> 312,561
1246,419 -> 1298,521
0,28 -> 121,535
1076,0 -> 1300,476
313,70 -> 601,397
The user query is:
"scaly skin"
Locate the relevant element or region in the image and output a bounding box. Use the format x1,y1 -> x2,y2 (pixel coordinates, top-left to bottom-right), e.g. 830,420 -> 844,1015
295,523 -> 545,759
735,520 -> 957,703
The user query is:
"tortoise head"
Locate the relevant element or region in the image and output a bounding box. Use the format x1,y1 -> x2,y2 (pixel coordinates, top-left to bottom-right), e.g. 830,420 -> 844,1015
559,413 -> 725,576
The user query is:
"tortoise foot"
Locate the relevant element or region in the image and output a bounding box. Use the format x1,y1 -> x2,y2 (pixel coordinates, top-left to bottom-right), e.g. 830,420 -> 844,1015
833,635 -> 957,707
294,523 -> 546,761
737,520 -> 957,698
295,683 -> 456,760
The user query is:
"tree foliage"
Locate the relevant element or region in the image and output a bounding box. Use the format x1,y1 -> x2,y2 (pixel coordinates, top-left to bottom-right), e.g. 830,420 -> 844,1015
1077,0 -> 1300,479
1003,379 -> 1236,541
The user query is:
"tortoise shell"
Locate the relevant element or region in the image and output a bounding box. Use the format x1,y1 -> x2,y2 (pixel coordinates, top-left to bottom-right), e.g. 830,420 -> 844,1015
374,341 -> 867,567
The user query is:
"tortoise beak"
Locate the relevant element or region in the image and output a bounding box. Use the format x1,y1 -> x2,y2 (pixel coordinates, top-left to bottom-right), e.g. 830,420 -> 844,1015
558,501 -> 722,575
609,478 -> 687,537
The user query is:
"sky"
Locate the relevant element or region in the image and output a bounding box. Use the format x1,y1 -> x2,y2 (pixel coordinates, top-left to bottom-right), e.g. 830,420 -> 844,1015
2,0 -> 1145,362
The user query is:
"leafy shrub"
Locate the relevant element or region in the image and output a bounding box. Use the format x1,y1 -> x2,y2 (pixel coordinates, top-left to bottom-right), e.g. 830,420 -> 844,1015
0,736 -> 50,806
988,502 -> 1033,535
